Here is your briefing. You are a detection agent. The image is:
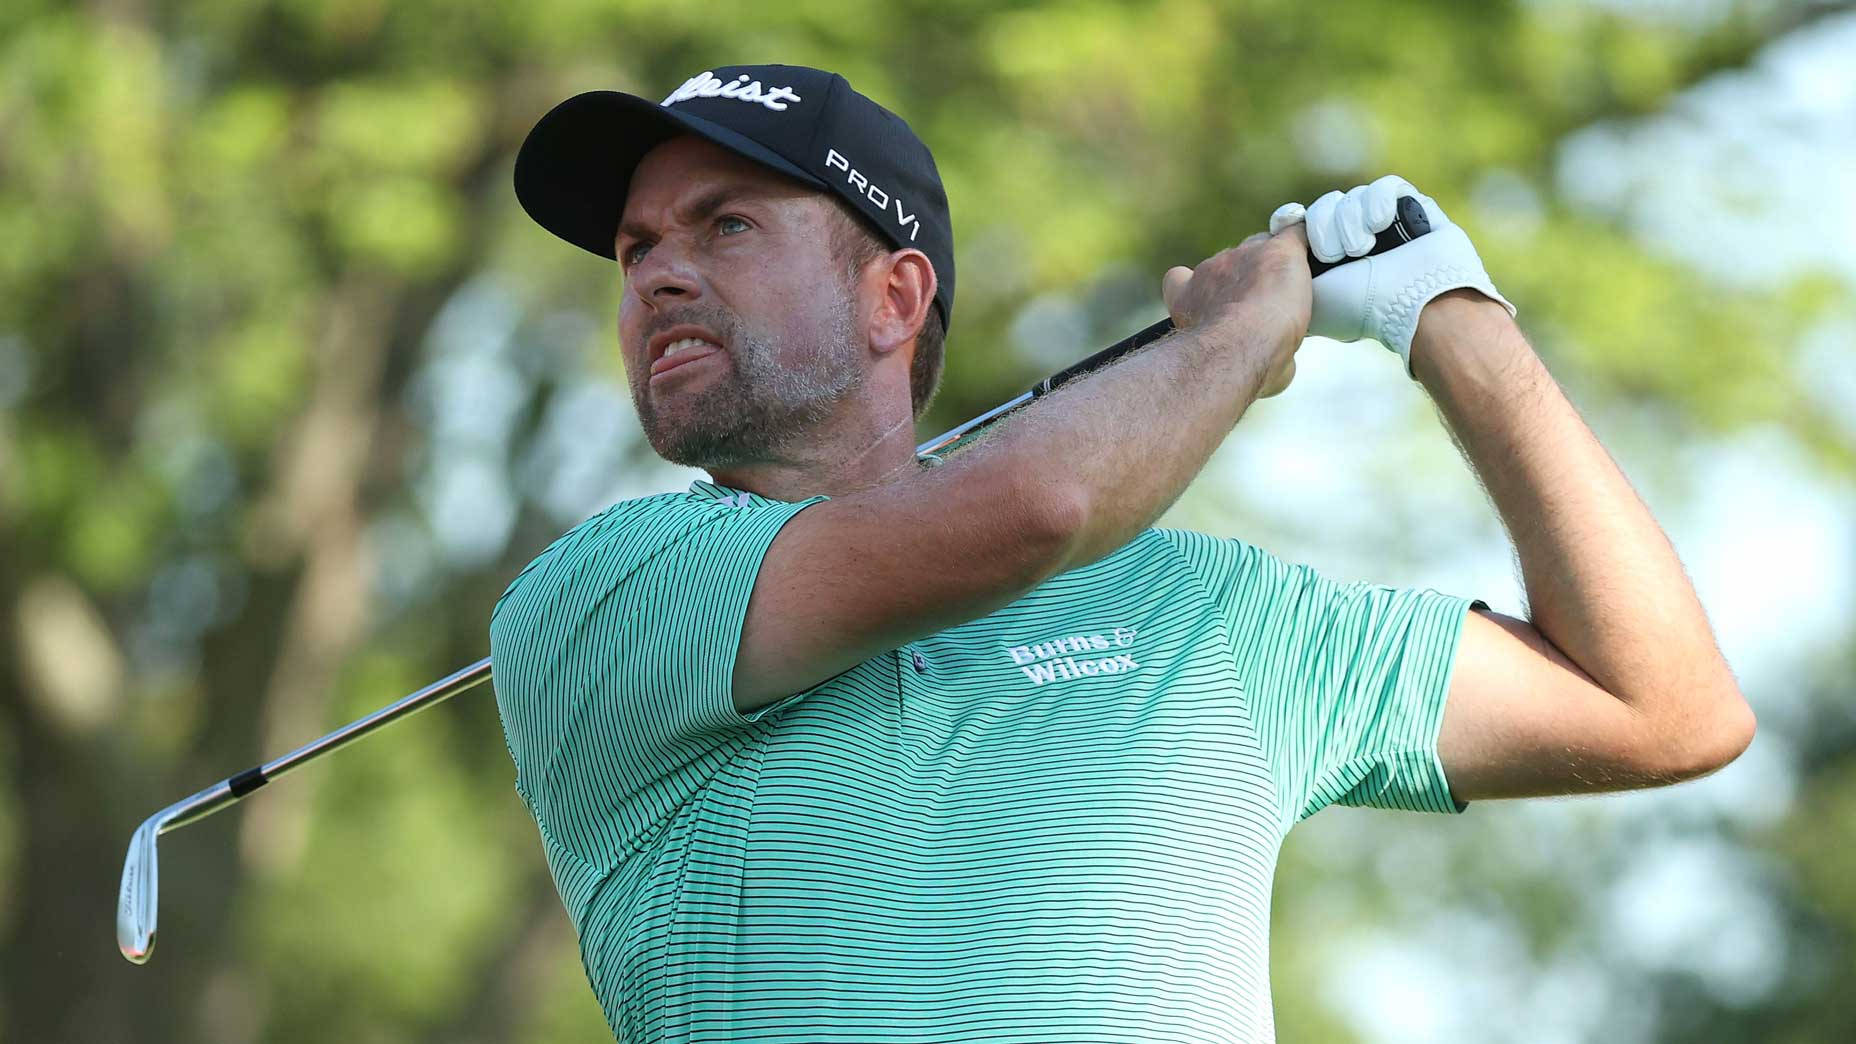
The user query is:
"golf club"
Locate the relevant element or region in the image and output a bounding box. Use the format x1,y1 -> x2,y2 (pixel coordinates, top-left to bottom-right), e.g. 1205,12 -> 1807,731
117,197 -> 1431,964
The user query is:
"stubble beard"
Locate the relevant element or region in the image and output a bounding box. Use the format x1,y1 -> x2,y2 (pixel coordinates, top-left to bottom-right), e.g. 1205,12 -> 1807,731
631,290 -> 865,470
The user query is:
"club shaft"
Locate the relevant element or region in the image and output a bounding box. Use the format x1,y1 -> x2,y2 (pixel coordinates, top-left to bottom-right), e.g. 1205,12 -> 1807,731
228,658 -> 493,810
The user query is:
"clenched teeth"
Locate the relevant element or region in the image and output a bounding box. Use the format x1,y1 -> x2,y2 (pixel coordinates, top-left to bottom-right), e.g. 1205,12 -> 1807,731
663,337 -> 719,358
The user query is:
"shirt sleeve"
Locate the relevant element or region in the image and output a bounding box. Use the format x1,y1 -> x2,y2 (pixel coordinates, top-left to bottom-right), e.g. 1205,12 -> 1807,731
488,490 -> 828,873
1157,528 -> 1486,830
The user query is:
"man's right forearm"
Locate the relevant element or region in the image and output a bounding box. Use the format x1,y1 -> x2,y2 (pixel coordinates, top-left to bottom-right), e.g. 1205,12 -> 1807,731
939,303 -> 1293,573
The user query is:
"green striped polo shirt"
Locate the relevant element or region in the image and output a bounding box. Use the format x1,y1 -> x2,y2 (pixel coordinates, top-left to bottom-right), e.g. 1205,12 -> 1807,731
489,478 -> 1485,1042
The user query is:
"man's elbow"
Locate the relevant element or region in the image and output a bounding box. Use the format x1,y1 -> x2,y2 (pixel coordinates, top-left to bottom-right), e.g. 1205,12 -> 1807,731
1659,692 -> 1757,783
1005,469 -> 1091,580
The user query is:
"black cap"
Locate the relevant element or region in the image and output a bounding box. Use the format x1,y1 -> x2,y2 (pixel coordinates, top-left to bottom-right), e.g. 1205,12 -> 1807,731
515,64 -> 955,329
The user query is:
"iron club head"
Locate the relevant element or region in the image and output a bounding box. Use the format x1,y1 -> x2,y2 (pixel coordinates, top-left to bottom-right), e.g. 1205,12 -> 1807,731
118,813 -> 162,964
116,781 -> 241,965
110,659 -> 492,965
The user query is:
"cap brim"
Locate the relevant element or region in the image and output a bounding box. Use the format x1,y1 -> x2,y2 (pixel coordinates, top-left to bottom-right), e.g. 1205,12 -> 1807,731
514,90 -> 829,261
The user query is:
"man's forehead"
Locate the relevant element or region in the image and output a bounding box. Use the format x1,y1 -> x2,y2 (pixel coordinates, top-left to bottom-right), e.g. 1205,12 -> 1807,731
624,136 -> 815,215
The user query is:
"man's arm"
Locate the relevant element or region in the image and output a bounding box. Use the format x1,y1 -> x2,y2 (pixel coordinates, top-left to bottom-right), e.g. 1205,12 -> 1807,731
1417,289 -> 1757,800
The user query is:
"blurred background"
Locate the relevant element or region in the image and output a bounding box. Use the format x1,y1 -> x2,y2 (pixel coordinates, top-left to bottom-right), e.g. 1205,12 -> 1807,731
3,0 -> 1852,1040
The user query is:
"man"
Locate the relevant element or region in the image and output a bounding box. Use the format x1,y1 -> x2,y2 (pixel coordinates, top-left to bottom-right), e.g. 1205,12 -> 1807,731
492,64 -> 1755,1042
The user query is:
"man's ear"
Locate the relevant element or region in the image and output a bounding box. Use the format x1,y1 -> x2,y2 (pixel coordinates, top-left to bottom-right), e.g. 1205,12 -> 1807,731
867,249 -> 936,358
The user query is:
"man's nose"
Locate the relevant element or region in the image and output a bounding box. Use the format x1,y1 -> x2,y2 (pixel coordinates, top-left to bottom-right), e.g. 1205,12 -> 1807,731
628,241 -> 703,306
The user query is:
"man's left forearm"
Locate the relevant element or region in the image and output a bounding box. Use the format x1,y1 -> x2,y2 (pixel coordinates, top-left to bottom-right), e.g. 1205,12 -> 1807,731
1410,289 -> 1754,764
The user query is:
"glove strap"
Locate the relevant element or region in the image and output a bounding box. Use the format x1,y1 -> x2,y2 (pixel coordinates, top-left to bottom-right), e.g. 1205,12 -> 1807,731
1379,228 -> 1517,379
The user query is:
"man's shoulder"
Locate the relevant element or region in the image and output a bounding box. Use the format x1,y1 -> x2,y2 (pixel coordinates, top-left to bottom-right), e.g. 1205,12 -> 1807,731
1147,525 -> 1254,557
488,484 -> 823,633
1145,527 -> 1283,580
489,491 -> 711,627
1083,527 -> 1263,574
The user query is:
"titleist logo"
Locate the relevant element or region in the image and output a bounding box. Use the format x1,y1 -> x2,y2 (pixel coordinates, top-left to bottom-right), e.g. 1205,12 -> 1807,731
662,71 -> 802,112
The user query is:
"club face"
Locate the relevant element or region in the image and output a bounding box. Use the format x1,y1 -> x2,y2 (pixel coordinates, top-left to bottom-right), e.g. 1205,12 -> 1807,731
117,816 -> 160,964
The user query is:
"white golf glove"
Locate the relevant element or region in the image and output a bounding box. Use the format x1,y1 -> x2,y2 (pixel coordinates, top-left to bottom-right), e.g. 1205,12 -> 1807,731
1269,175 -> 1515,380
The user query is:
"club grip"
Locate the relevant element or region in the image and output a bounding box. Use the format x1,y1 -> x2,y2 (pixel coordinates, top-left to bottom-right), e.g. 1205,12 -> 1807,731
1033,195 -> 1432,396
1306,194 -> 1432,277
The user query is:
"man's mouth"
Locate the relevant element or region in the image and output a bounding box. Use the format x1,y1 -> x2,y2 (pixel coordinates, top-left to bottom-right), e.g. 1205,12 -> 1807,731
649,337 -> 723,377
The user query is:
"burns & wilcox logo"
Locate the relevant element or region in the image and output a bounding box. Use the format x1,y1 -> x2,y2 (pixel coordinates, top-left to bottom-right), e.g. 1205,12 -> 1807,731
1006,627 -> 1140,687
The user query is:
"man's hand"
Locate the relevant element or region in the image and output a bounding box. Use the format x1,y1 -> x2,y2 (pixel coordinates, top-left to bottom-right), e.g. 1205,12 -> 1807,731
1270,175 -> 1516,380
1160,223 -> 1313,399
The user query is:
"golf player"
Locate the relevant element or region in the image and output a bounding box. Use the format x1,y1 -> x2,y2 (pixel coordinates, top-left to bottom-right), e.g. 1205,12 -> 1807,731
490,64 -> 1756,1042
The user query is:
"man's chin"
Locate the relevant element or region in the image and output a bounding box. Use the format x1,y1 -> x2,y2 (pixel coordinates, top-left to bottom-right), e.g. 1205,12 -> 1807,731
635,383 -> 819,469
643,422 -> 754,470
638,385 -> 730,464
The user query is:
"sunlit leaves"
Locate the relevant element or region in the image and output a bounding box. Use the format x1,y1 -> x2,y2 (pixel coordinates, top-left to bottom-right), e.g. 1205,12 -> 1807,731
314,79 -> 483,177
208,317 -> 313,449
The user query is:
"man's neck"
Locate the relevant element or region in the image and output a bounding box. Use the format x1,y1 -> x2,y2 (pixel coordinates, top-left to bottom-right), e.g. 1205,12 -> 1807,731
707,411 -> 921,502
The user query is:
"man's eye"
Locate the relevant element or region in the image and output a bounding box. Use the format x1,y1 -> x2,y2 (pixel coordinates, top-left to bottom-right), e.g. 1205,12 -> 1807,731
718,215 -> 750,235
622,242 -> 650,266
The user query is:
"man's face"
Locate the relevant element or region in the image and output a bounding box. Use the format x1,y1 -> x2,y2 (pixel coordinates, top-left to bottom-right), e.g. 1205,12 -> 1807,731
615,135 -> 867,469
